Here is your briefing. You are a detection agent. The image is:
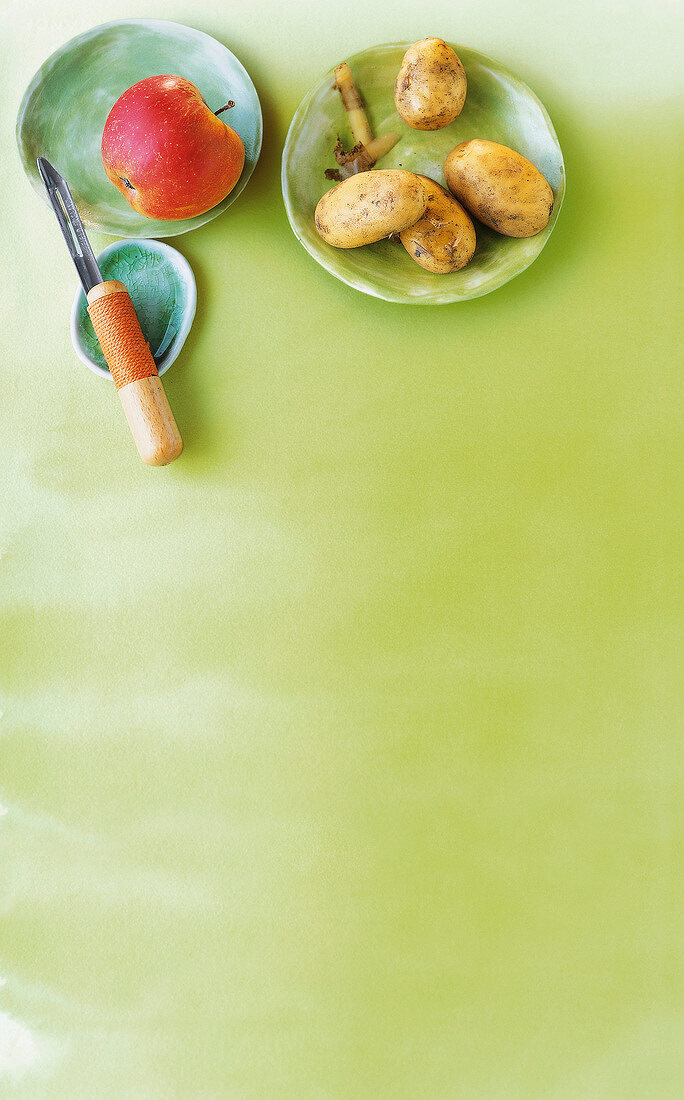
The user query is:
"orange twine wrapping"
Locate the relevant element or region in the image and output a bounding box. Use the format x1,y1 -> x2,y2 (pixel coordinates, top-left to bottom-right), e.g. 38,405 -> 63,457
87,291 -> 158,390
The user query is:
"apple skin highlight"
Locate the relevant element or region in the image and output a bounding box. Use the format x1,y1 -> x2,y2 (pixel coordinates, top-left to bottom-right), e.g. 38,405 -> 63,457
101,75 -> 245,220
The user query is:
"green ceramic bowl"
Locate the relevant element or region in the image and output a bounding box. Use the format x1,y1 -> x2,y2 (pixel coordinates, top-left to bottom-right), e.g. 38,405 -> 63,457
282,43 -> 565,304
17,19 -> 262,238
71,240 -> 196,379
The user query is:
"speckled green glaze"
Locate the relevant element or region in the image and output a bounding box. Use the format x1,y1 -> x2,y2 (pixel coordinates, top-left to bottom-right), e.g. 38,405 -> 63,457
282,43 -> 565,304
71,240 -> 196,378
17,20 -> 262,238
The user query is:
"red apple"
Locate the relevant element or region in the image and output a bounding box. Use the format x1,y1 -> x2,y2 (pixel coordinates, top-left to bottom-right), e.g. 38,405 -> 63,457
101,75 -> 245,220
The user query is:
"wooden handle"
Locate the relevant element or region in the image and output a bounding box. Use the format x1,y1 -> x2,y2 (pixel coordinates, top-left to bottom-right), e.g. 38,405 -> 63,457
87,280 -> 183,466
117,375 -> 183,466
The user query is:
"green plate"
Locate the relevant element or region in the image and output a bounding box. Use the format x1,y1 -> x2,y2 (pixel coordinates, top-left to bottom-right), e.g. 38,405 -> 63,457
17,19 -> 262,238
282,43 -> 565,304
71,239 -> 196,378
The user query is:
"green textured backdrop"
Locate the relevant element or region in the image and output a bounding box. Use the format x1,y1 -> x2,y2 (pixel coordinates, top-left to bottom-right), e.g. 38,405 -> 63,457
0,1 -> 681,1097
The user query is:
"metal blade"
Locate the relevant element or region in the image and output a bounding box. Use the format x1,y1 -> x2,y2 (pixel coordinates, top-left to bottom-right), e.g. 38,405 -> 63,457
37,158 -> 102,294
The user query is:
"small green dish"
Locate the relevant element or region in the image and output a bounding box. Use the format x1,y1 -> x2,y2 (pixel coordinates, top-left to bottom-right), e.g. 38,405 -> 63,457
282,43 -> 565,304
71,240 -> 196,379
17,19 -> 262,238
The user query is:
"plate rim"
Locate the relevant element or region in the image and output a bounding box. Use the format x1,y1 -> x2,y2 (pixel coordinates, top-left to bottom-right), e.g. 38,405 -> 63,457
281,41 -> 565,305
16,17 -> 263,239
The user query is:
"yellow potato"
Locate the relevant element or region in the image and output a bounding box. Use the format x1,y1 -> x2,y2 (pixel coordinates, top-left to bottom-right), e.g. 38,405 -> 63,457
394,38 -> 467,131
314,170 -> 428,248
444,139 -> 554,238
399,176 -> 476,273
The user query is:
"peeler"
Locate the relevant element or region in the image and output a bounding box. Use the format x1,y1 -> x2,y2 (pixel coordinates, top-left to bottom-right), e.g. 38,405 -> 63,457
37,157 -> 183,466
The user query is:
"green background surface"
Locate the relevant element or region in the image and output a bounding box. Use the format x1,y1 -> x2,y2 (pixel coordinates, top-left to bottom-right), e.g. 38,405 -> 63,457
0,1 -> 682,1096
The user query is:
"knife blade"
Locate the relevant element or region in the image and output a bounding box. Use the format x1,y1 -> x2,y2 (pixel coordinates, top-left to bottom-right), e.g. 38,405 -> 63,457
37,158 -> 103,294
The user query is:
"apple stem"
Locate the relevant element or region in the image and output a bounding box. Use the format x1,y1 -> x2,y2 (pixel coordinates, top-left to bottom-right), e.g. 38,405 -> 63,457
214,101 -> 235,116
